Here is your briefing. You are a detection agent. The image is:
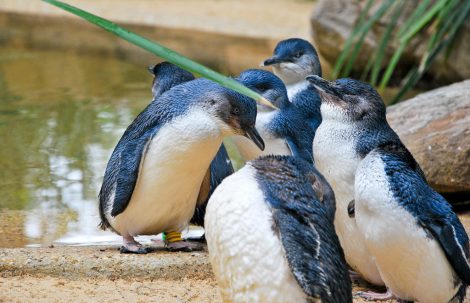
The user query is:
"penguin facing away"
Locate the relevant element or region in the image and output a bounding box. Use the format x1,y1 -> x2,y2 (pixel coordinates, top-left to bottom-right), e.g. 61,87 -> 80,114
147,62 -> 235,241
147,61 -> 195,99
205,155 -> 352,303
233,69 -> 315,163
309,75 -> 470,302
98,78 -> 264,253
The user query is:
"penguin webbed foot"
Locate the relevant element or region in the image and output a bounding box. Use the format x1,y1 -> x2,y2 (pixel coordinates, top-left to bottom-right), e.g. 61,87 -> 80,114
356,288 -> 394,301
165,240 -> 205,252
119,245 -> 152,254
348,269 -> 362,281
120,235 -> 153,254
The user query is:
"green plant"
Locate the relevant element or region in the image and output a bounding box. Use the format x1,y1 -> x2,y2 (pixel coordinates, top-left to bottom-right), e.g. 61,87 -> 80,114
42,0 -> 277,109
333,0 -> 470,104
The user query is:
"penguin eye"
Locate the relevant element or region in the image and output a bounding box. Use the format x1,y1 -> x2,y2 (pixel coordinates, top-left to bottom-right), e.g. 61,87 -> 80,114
232,107 -> 240,116
294,52 -> 303,59
255,84 -> 270,92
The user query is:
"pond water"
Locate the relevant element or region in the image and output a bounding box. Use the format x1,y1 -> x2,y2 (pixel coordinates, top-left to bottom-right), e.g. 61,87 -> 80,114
0,43 -> 467,248
0,45 -> 212,247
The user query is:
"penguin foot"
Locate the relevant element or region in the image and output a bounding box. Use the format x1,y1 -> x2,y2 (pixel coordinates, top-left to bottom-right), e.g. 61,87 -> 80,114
348,269 -> 362,281
356,289 -> 394,301
165,240 -> 205,252
120,235 -> 151,254
119,245 -> 152,254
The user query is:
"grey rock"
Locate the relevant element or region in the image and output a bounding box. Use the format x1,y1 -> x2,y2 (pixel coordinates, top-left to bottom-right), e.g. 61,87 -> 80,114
387,80 -> 470,196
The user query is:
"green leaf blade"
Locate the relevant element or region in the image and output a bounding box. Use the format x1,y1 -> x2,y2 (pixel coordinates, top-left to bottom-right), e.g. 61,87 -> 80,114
41,0 -> 278,109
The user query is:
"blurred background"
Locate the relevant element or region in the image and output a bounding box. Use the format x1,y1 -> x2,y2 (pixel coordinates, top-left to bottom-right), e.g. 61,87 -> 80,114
0,0 -> 469,248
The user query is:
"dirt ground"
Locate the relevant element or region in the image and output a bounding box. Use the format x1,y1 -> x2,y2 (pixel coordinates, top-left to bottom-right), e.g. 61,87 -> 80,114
1,246 -> 468,303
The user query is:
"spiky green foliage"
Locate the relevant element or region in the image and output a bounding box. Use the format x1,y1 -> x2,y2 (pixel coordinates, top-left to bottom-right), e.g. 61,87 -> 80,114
334,0 -> 470,104
42,0 -> 277,109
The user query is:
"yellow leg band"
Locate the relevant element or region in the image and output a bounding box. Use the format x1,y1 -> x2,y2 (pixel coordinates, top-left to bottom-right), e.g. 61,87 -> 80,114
165,231 -> 183,243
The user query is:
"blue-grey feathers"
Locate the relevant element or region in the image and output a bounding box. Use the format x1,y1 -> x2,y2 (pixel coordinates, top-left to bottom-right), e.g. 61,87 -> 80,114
252,155 -> 352,303
377,141 -> 470,298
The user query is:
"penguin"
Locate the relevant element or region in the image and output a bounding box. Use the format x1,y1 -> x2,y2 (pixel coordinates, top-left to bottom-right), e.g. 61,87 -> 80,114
147,62 -> 235,244
232,69 -> 315,163
98,78 -> 264,254
262,38 -> 323,136
306,75 -> 393,286
355,142 -> 470,302
308,76 -> 470,302
205,155 -> 352,303
147,61 -> 195,99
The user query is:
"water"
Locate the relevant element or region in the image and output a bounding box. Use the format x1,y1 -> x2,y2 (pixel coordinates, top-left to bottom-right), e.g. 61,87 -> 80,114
0,44 -> 467,248
0,45 -> 209,247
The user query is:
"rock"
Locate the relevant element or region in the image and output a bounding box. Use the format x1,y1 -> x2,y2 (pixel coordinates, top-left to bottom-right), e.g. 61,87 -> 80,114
386,80 -> 470,199
310,0 -> 470,83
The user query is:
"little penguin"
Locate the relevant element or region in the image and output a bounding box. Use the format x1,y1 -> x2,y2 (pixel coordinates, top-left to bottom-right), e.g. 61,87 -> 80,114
147,61 -> 195,99
147,62 -> 235,245
309,76 -> 470,302
205,155 -> 352,303
306,75 -> 390,286
262,38 -> 323,132
98,78 -> 264,253
232,69 -> 315,163
355,141 -> 470,302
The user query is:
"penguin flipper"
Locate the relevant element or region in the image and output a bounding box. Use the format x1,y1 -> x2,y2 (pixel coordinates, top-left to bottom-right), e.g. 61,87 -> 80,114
286,137 -> 313,164
191,143 -> 234,226
422,218 -> 470,284
271,205 -> 350,303
110,129 -> 159,217
269,198 -> 350,303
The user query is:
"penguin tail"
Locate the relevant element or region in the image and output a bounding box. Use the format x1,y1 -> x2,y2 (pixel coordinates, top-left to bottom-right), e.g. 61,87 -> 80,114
98,220 -> 110,231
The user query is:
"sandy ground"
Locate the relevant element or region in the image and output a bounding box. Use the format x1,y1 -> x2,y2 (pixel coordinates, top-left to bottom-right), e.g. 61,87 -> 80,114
1,246 -> 469,303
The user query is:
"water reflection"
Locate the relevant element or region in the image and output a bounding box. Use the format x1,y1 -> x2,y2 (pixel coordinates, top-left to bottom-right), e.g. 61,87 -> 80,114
0,46 -> 153,247
0,45 -> 461,248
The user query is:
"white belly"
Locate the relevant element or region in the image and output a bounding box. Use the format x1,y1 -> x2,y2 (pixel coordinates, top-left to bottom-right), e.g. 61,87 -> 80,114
109,109 -> 223,236
355,153 -> 460,302
205,165 -> 307,303
313,120 -> 384,285
286,80 -> 309,100
232,110 -> 290,161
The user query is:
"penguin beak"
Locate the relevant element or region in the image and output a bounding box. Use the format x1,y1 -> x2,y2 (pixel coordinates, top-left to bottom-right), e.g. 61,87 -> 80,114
262,56 -> 287,66
147,65 -> 156,75
306,75 -> 340,97
244,126 -> 265,151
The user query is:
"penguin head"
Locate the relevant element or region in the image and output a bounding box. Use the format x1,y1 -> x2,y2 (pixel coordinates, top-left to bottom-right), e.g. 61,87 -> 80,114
147,62 -> 195,98
196,81 -> 265,151
306,75 -> 386,125
236,69 -> 290,110
263,38 -> 322,85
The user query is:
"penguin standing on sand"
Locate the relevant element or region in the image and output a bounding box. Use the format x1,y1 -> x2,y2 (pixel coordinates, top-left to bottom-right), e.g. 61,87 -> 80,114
232,69 -> 315,163
147,62 -> 234,243
262,38 -> 322,132
205,155 -> 352,303
309,76 -> 470,302
98,79 -> 264,253
306,75 -> 386,286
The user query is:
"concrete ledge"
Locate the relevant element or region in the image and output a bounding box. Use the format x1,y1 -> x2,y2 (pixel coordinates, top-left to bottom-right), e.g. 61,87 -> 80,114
0,246 -> 213,280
